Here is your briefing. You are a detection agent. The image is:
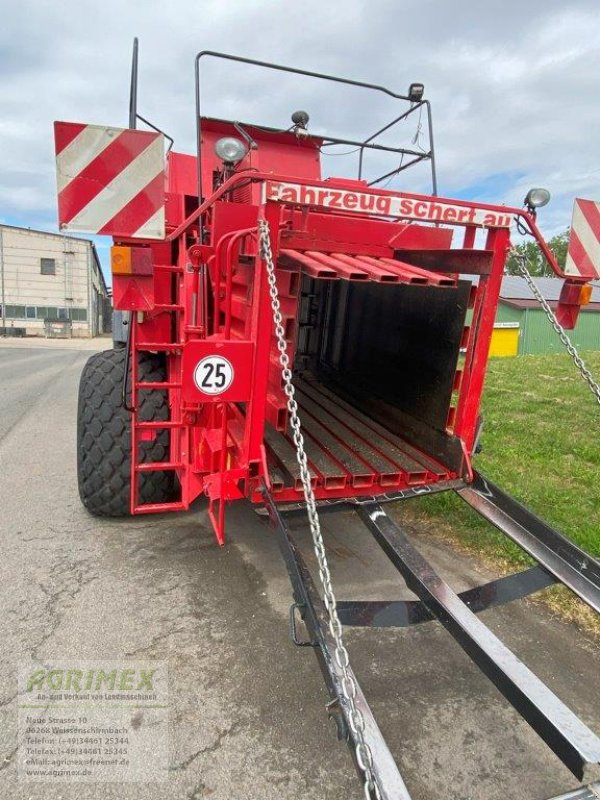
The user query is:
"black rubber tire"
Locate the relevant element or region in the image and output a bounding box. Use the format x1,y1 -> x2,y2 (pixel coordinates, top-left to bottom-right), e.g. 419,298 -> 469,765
77,348 -> 175,517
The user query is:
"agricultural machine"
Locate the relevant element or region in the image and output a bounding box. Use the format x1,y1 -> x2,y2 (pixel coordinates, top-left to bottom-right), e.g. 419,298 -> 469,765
56,42 -> 600,799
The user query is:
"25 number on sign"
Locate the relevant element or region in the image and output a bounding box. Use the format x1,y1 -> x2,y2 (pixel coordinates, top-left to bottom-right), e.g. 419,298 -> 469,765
193,356 -> 234,396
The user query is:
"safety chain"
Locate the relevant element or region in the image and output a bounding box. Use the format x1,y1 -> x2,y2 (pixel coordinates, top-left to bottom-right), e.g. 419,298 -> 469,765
258,218 -> 381,800
512,250 -> 600,406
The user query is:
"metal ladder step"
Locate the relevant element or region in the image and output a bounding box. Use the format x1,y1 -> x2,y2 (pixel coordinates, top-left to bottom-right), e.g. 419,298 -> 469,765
136,381 -> 181,390
132,501 -> 187,514
135,420 -> 182,430
135,461 -> 183,472
135,343 -> 182,352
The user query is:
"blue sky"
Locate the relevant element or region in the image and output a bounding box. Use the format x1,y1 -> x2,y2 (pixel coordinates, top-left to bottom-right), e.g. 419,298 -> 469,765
1,0 -> 598,282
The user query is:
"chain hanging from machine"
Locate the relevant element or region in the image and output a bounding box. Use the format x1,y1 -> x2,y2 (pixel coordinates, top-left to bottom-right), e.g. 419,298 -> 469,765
511,250 -> 600,406
258,218 -> 382,800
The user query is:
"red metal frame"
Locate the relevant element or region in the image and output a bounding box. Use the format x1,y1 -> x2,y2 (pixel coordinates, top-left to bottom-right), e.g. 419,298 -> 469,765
111,122 -> 589,544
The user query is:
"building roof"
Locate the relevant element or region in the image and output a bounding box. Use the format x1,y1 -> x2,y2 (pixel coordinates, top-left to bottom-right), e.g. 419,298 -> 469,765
461,275 -> 600,312
499,276 -> 600,303
502,298 -> 600,311
0,222 -> 95,245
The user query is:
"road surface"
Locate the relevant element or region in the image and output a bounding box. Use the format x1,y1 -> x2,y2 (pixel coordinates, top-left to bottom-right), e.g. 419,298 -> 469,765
0,341 -> 598,800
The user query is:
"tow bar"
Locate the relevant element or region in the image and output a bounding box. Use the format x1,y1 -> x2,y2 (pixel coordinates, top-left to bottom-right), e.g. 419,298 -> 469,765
262,478 -> 600,800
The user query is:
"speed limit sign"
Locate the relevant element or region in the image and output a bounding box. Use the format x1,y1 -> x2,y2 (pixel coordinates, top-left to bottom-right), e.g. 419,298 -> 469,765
193,355 -> 234,396
182,340 -> 253,403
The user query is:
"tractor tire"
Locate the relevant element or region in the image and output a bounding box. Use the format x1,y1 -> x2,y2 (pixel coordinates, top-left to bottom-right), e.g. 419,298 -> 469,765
77,348 -> 175,517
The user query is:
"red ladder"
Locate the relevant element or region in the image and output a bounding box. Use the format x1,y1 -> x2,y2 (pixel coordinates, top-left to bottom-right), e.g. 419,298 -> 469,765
130,264 -> 188,514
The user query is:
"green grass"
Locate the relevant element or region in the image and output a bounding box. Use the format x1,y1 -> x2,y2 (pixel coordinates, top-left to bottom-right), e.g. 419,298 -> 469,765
403,351 -> 600,630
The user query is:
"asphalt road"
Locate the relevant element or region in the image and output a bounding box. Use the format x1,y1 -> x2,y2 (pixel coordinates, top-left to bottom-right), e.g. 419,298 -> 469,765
0,341 -> 599,800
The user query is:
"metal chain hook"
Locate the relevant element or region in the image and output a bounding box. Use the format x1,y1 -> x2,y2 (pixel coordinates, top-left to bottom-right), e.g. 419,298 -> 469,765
258,218 -> 382,800
511,250 -> 600,406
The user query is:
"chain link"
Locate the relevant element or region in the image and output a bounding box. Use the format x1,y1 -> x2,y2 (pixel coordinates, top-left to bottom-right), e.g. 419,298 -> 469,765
512,251 -> 600,406
259,218 -> 381,800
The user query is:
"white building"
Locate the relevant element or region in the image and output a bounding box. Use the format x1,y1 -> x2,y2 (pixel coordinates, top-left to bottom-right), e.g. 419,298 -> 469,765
0,224 -> 109,337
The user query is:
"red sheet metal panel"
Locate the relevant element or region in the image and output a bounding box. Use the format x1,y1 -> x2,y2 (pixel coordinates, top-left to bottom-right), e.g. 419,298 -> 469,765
182,339 -> 254,403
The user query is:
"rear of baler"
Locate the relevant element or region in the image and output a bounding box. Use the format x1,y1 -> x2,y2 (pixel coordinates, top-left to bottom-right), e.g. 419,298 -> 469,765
60,48 -> 600,800
68,117 -> 515,534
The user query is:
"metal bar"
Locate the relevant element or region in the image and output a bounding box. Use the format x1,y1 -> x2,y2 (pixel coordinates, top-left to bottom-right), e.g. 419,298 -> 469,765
286,424 -> 347,489
241,203 -> 281,465
545,783 -> 600,800
320,136 -> 425,159
232,120 -> 258,151
135,112 -> 175,152
195,50 -> 432,201
338,564 -> 557,627
392,248 -> 494,276
122,26 -> 138,414
377,256 -> 457,286
296,391 -> 404,483
136,381 -> 181,390
298,412 -> 375,488
297,379 -> 444,478
135,420 -> 181,430
355,254 -> 427,284
121,330 -> 136,414
304,251 -> 370,281
452,227 -> 510,451
132,501 -> 187,514
135,461 -> 183,472
263,489 -> 413,800
356,502 -> 600,780
425,101 -> 438,195
258,479 -> 465,517
333,253 -> 400,283
128,37 -> 138,129
368,154 -> 429,187
129,316 -> 138,512
358,103 -> 424,180
167,166 -> 530,243
279,250 -> 338,280
457,472 -> 600,614
264,425 -> 316,488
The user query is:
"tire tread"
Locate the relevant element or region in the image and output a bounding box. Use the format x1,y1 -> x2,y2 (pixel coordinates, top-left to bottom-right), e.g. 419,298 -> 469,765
77,349 -> 174,516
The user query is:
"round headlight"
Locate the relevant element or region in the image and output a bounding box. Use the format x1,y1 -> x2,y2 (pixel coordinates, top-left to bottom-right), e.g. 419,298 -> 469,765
524,187 -> 551,210
214,137 -> 248,165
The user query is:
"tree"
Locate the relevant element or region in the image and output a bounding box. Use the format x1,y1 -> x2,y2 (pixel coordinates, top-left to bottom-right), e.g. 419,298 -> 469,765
505,228 -> 570,276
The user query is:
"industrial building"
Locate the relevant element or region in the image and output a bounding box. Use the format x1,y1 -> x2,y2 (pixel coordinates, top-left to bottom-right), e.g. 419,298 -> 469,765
490,276 -> 600,356
0,224 -> 109,337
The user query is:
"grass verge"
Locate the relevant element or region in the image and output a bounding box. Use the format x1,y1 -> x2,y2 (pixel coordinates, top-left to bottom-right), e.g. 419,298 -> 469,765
403,351 -> 600,637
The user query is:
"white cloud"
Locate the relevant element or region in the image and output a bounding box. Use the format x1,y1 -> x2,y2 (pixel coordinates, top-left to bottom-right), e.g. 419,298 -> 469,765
1,0 -> 599,245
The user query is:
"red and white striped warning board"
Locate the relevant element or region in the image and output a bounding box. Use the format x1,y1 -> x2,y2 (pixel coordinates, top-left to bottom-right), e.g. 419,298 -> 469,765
54,122 -> 165,240
564,198 -> 600,280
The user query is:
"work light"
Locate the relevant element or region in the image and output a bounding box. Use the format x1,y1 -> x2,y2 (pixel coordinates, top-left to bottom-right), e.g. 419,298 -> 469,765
408,83 -> 424,102
291,110 -> 310,129
524,187 -> 551,211
214,136 -> 248,165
